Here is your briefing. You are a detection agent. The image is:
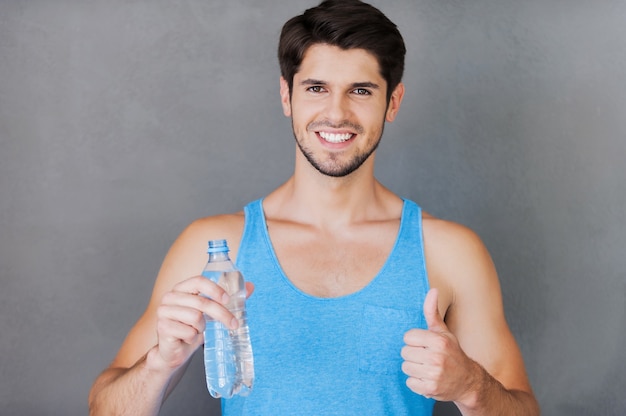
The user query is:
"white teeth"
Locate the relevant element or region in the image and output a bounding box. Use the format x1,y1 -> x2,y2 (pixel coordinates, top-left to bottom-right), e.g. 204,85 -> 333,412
319,132 -> 353,143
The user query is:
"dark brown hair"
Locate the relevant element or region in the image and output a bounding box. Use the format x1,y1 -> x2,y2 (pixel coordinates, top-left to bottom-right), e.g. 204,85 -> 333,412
278,0 -> 406,100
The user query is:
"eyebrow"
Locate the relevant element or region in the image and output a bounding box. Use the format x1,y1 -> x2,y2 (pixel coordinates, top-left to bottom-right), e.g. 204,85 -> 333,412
299,79 -> 380,90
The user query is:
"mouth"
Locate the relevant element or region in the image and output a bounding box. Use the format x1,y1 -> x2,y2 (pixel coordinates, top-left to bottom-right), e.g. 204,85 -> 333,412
318,131 -> 354,143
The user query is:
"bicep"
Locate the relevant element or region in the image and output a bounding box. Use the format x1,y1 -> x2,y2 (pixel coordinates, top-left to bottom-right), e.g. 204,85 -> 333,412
426,220 -> 532,392
448,278 -> 532,393
108,307 -> 159,369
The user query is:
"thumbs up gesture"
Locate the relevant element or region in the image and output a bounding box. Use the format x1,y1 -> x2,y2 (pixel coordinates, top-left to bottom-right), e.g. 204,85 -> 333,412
401,288 -> 480,402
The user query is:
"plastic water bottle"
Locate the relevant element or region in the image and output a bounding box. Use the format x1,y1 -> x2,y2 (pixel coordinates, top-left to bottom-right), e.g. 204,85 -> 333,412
202,239 -> 254,398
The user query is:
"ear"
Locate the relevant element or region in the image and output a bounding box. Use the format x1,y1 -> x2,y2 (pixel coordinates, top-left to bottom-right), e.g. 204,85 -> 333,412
279,76 -> 292,117
385,82 -> 405,122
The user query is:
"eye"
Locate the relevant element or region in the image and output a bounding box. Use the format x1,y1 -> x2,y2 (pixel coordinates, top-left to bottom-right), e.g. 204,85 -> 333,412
307,85 -> 325,93
353,88 -> 371,96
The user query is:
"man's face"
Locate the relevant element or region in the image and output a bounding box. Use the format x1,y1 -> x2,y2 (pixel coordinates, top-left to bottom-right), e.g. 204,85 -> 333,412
280,44 -> 403,178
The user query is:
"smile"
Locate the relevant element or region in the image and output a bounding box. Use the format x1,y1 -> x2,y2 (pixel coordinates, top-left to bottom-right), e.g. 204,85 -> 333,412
318,132 -> 354,143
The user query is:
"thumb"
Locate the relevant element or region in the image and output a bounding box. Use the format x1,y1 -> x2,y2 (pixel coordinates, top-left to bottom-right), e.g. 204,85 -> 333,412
244,282 -> 255,299
423,288 -> 448,333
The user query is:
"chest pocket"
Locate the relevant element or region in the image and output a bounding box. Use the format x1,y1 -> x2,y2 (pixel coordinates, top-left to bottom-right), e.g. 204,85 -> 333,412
358,304 -> 425,375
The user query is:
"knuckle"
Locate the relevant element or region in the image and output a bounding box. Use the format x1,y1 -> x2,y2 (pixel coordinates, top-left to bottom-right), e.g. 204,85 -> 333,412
440,336 -> 452,349
431,364 -> 444,380
403,329 -> 418,344
401,361 -> 410,374
400,346 -> 410,359
401,361 -> 416,377
160,291 -> 175,304
431,353 -> 446,369
198,296 -> 216,313
406,377 -> 428,396
181,326 -> 199,344
191,308 -> 205,324
424,385 -> 437,398
405,377 -> 418,391
201,299 -> 228,321
156,304 -> 168,319
200,282 -> 223,300
433,335 -> 449,350
156,318 -> 169,334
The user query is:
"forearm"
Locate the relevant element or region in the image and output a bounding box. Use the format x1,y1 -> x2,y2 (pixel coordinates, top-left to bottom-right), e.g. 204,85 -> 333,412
89,347 -> 181,416
456,362 -> 540,416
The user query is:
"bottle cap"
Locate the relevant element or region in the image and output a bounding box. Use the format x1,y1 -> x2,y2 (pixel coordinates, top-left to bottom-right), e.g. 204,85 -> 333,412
207,239 -> 229,253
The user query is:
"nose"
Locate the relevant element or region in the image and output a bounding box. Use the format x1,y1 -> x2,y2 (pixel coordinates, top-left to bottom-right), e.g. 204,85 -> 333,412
324,93 -> 351,123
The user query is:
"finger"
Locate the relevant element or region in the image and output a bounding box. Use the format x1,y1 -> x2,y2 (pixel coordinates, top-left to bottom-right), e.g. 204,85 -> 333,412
423,288 -> 447,333
401,360 -> 422,378
157,301 -> 205,333
401,343 -> 429,363
161,290 -> 236,329
406,376 -> 437,399
402,360 -> 439,381
156,311 -> 204,345
173,275 -> 230,304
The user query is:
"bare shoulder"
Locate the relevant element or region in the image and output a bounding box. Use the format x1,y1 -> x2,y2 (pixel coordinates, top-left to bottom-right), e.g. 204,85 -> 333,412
421,212 -> 491,264
181,212 -> 246,256
421,212 -> 497,312
157,211 -> 246,288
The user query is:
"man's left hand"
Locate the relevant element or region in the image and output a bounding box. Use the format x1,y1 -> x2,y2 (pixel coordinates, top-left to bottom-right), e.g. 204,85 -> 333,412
401,288 -> 480,402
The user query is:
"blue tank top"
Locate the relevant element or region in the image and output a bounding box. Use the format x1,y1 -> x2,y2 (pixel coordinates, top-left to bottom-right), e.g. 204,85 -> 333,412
225,198 -> 435,415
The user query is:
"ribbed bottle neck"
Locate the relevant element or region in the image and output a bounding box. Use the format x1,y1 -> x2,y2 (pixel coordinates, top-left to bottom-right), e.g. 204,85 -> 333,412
208,251 -> 230,262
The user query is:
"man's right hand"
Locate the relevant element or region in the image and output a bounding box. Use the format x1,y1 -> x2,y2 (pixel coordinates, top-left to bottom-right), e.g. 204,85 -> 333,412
150,276 -> 255,371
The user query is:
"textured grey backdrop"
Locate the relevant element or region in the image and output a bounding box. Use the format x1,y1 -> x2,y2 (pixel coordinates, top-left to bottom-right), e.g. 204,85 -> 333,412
1,1 -> 625,415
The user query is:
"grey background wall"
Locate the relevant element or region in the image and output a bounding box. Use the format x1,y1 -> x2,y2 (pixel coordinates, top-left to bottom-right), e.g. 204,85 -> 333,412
1,1 -> 624,415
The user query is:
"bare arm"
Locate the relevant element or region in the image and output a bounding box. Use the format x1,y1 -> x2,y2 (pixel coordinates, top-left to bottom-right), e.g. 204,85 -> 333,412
88,215 -> 246,415
88,347 -> 188,416
402,219 -> 540,415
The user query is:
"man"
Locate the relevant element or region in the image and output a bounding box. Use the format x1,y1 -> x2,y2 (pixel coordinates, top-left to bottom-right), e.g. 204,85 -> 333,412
89,1 -> 540,415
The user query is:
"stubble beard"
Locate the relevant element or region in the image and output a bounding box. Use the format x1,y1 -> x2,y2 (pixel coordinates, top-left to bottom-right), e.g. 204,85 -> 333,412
292,120 -> 385,178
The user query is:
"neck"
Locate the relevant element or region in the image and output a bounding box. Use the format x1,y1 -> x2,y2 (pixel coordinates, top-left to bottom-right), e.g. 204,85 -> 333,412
264,153 -> 402,228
